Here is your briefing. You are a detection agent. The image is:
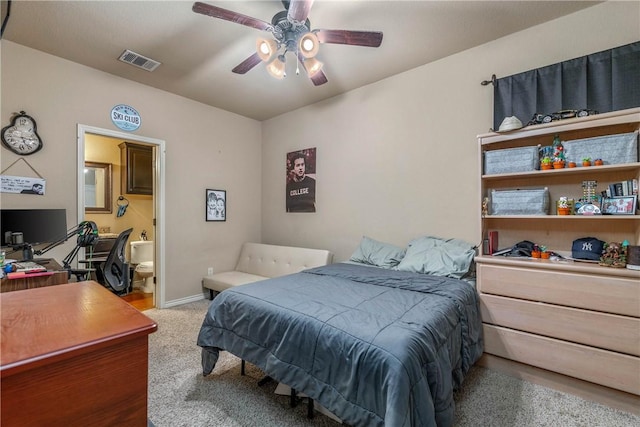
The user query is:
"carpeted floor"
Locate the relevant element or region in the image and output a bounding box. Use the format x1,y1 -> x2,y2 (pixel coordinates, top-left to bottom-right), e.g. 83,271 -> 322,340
145,299 -> 639,427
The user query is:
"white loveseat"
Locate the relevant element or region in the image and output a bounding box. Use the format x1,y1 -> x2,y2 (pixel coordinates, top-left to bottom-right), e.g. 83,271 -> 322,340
202,242 -> 333,299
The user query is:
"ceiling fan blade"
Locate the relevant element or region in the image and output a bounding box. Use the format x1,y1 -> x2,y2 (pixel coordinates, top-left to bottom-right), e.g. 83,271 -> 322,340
316,29 -> 383,47
310,70 -> 328,86
192,2 -> 272,32
287,0 -> 314,23
232,53 -> 262,74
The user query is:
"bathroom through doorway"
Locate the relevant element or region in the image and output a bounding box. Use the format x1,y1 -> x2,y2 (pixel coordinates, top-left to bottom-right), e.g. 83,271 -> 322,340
77,124 -> 166,309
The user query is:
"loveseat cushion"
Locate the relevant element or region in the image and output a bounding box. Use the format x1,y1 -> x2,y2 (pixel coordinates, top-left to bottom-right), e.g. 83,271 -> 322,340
203,271 -> 268,293
234,242 -> 333,278
202,243 -> 333,296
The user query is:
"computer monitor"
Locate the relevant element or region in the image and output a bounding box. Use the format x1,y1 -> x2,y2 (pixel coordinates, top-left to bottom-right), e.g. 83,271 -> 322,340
1,209 -> 67,247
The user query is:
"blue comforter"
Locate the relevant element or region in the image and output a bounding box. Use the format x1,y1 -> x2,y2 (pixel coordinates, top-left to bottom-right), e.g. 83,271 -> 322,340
198,263 -> 483,427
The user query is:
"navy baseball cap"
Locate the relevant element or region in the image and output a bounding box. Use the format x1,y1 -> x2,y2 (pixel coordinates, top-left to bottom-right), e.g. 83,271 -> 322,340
572,237 -> 605,261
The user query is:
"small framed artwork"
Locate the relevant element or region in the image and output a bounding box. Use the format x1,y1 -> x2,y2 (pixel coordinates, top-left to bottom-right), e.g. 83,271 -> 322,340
206,189 -> 226,221
601,195 -> 637,215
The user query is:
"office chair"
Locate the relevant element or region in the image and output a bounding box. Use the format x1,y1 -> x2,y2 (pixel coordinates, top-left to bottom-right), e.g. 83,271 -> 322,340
81,228 -> 133,295
98,228 -> 133,295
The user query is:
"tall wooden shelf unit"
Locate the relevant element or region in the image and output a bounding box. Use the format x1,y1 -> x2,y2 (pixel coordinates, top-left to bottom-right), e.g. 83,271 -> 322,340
476,108 -> 640,414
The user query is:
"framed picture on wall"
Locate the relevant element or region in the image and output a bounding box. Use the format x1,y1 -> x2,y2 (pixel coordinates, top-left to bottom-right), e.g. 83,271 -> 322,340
286,147 -> 316,213
206,189 -> 226,221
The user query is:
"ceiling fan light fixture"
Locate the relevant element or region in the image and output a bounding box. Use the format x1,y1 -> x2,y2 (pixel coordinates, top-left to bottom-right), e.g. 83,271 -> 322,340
299,32 -> 319,58
256,38 -> 278,62
266,55 -> 286,79
303,57 -> 323,77
193,1 -> 383,86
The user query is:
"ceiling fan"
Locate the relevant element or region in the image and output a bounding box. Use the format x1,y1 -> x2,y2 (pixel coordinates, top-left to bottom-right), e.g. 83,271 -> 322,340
192,0 -> 383,86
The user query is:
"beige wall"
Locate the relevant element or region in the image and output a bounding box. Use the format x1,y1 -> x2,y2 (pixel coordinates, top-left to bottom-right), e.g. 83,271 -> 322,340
261,1 -> 640,262
1,2 -> 638,302
1,41 -> 262,303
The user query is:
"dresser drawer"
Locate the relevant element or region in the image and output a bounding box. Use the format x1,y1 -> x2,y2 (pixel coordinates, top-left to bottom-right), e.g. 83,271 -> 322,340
483,324 -> 640,395
477,263 -> 639,317
480,294 -> 640,356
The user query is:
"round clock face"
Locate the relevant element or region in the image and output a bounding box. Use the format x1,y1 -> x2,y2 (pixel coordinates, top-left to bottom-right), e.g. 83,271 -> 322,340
1,112 -> 43,155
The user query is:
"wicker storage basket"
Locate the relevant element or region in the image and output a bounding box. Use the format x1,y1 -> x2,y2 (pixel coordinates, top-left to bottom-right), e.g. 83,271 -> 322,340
484,146 -> 539,175
490,188 -> 550,215
563,131 -> 638,165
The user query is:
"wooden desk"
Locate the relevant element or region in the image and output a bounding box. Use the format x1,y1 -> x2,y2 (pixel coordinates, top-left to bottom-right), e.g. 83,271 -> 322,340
0,259 -> 68,293
0,281 -> 158,426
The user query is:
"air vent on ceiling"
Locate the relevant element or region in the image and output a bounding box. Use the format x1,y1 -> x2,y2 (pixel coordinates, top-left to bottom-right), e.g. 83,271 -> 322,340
118,49 -> 161,72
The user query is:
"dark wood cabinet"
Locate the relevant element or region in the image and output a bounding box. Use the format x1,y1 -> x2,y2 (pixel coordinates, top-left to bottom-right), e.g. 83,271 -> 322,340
119,142 -> 153,195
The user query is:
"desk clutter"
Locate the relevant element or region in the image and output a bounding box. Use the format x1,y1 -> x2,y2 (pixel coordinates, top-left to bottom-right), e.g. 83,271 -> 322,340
7,261 -> 46,272
0,228 -> 149,296
0,258 -> 69,292
2,260 -> 49,279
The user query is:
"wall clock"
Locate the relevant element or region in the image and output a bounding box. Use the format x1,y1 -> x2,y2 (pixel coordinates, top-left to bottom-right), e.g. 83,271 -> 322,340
1,111 -> 43,155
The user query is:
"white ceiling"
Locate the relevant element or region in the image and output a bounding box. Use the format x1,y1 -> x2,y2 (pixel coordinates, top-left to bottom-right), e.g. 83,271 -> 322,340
1,1 -> 600,121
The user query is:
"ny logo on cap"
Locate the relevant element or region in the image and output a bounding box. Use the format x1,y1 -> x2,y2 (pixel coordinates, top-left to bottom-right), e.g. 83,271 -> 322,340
582,242 -> 593,251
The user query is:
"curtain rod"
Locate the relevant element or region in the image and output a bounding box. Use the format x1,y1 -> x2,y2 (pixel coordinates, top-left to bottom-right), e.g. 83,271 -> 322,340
481,74 -> 496,86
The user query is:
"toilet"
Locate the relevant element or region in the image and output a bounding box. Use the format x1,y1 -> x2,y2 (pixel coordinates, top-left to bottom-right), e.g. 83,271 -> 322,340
130,240 -> 154,293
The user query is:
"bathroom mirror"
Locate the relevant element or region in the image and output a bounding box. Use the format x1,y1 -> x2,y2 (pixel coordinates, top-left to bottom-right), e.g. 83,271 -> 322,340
84,162 -> 112,213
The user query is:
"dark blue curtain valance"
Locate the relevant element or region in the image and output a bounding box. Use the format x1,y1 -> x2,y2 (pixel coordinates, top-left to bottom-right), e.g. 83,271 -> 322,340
493,41 -> 640,130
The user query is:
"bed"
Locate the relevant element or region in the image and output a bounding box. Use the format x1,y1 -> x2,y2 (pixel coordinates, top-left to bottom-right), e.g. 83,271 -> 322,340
197,237 -> 483,427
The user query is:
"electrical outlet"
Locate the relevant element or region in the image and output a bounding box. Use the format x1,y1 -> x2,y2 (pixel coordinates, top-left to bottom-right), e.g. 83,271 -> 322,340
207,267 -> 214,276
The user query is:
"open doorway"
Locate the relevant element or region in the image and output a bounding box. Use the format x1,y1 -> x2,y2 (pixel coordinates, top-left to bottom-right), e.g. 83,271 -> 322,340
77,125 -> 166,309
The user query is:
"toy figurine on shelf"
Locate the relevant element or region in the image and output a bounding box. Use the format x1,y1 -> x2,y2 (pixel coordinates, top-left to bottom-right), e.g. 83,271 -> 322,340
539,144 -> 553,170
531,244 -> 541,258
540,245 -> 551,259
557,196 -> 571,215
599,241 -> 628,268
552,134 -> 566,169
576,180 -> 601,215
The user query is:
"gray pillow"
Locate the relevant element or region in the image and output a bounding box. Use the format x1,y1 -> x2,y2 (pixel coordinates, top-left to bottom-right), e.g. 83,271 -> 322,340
396,236 -> 475,278
349,236 -> 406,268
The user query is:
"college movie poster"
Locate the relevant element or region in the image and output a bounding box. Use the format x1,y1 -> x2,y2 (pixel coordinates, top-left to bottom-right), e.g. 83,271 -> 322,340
286,148 -> 316,212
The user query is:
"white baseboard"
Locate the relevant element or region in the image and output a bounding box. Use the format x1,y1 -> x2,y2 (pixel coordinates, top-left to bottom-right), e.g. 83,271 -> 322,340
162,293 -> 206,308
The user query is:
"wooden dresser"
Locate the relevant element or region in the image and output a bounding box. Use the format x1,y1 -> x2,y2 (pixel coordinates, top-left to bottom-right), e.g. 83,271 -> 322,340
476,108 -> 640,414
0,281 -> 158,426
476,256 -> 639,411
